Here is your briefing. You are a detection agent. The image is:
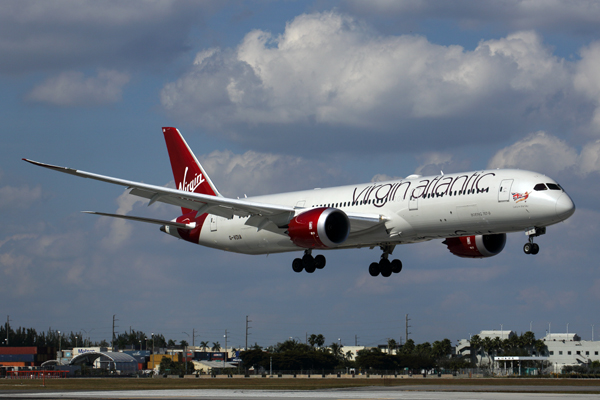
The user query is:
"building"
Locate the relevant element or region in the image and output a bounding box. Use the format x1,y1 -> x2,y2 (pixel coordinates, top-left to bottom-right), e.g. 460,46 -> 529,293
542,333 -> 600,372
456,330 -> 600,373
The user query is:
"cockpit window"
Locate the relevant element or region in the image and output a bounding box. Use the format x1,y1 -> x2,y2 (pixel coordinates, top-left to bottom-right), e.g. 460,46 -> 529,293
546,183 -> 561,190
534,183 -> 548,191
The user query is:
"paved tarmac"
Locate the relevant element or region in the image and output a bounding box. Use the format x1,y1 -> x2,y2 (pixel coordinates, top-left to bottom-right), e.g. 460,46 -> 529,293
2,386 -> 600,400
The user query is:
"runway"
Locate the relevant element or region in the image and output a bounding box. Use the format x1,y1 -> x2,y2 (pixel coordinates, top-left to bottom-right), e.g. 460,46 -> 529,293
2,385 -> 600,400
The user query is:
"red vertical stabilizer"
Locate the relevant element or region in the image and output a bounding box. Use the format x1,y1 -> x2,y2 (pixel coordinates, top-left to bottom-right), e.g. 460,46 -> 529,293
162,127 -> 221,214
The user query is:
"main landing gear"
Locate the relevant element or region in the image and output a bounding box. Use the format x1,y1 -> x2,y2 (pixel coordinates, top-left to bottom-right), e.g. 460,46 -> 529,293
523,227 -> 545,255
292,249 -> 326,273
369,245 -> 402,277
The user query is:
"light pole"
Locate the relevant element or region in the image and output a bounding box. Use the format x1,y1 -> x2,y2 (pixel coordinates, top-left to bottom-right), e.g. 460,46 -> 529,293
75,336 -> 78,348
57,330 -> 61,363
530,321 -> 533,333
224,330 -> 228,368
139,340 -> 142,351
152,332 -> 155,355
500,324 -> 503,340
183,332 -> 190,375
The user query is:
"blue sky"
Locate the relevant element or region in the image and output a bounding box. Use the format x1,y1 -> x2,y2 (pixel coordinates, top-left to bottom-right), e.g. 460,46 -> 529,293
2,0 -> 600,350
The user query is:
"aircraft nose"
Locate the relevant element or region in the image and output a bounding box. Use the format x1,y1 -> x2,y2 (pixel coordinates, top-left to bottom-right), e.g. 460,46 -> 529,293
556,192 -> 575,220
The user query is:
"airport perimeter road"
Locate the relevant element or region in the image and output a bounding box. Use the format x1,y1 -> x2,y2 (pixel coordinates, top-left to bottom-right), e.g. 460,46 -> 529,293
2,387 -> 600,400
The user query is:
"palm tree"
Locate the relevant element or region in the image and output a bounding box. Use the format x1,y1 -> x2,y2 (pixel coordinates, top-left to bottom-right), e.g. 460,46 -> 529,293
345,350 -> 354,361
200,341 -> 209,352
534,339 -> 546,356
469,335 -> 482,366
308,334 -> 317,348
329,342 -> 342,360
522,331 -> 535,353
211,341 -> 221,351
482,337 -> 494,368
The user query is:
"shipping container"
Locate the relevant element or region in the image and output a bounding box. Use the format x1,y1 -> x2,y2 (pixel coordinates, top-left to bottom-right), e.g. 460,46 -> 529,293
194,352 -> 211,361
0,362 -> 32,367
0,347 -> 38,355
149,354 -> 180,363
0,347 -> 55,355
0,355 -> 36,362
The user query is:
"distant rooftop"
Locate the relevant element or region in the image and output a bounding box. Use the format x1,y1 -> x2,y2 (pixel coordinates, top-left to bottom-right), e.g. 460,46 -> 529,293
478,330 -> 516,340
543,333 -> 581,341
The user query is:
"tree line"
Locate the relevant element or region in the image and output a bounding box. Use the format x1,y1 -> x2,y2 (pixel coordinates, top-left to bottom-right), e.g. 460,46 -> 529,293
1,325 -> 239,354
239,335 -> 468,372
0,325 -> 173,350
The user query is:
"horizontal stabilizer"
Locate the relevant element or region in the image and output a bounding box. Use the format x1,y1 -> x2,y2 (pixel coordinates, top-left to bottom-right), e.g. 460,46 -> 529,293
82,211 -> 196,230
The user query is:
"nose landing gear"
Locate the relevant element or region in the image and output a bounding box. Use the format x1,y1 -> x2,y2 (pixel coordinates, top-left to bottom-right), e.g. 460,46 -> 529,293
369,245 -> 402,277
523,227 -> 545,255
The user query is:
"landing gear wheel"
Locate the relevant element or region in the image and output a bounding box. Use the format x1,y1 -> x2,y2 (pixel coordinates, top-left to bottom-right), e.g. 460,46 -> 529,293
314,254 -> 326,269
531,243 -> 539,255
523,243 -> 532,254
380,259 -> 392,277
292,258 -> 303,273
369,262 -> 380,277
391,259 -> 402,274
303,254 -> 316,273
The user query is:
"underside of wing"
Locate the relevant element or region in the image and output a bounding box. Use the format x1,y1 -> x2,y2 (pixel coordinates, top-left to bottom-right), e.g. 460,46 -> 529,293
346,212 -> 388,233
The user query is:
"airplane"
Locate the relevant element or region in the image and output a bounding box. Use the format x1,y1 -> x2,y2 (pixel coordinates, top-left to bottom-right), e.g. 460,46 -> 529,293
23,127 -> 576,277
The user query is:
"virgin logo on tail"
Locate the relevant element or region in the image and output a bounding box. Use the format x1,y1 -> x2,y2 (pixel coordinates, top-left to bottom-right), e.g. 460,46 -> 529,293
179,167 -> 205,193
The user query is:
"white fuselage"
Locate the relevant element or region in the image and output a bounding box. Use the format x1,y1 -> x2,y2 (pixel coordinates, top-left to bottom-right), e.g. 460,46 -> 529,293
182,169 -> 574,255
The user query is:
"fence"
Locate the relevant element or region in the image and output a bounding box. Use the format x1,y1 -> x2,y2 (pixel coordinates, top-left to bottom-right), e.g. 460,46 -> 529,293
6,370 -> 68,379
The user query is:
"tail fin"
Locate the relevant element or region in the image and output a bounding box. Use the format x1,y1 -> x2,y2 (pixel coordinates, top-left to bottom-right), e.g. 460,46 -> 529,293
163,127 -> 221,213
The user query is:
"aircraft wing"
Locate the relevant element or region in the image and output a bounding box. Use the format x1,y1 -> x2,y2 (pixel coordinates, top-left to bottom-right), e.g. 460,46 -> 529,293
23,159 -> 387,233
23,159 -> 294,219
82,211 -> 198,230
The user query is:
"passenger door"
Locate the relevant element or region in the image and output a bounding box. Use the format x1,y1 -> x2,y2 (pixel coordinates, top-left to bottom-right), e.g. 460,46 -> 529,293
498,179 -> 513,202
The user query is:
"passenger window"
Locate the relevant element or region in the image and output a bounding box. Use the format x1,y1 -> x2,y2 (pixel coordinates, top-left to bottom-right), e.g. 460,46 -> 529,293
534,183 -> 547,191
546,183 -> 561,190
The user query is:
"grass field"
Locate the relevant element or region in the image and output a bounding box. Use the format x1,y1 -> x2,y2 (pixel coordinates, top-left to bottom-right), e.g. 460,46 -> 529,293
1,377 -> 600,393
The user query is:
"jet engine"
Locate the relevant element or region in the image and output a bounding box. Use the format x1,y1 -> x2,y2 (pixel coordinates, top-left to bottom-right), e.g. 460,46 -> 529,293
288,207 -> 350,249
443,233 -> 506,258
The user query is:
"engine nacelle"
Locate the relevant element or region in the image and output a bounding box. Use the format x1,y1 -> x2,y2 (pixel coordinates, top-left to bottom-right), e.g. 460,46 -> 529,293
443,233 -> 506,258
288,207 -> 350,249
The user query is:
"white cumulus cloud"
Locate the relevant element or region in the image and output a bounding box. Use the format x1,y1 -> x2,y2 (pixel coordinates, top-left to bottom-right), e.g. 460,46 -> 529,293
161,11 -> 581,153
200,149 -> 345,197
0,183 -> 41,209
488,131 -> 600,177
27,69 -> 130,106
574,41 -> 600,131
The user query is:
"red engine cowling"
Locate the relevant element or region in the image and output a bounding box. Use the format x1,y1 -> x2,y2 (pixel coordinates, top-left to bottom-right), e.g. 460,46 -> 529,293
288,207 -> 350,249
443,233 -> 506,258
